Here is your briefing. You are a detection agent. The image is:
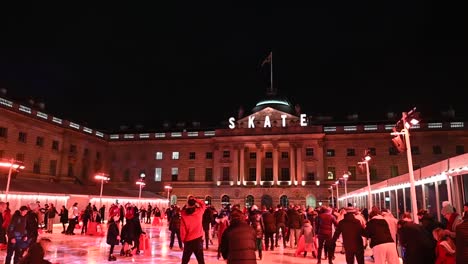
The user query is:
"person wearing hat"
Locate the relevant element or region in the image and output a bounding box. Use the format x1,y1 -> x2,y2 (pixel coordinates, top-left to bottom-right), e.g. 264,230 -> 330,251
219,209 -> 257,264
441,201 -> 463,235
332,207 -> 365,264
180,195 -> 206,264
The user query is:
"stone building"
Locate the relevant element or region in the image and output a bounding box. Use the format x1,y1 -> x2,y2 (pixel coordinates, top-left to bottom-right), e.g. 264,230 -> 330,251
1,93 -> 467,210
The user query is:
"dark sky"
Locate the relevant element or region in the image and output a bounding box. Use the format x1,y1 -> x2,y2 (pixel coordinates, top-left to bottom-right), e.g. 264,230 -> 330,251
0,3 -> 466,131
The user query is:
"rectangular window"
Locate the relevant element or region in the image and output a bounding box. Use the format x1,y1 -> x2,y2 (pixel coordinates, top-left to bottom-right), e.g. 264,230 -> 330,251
327,167 -> 336,180
16,153 -> 25,161
432,146 -> 442,155
205,168 -> 213,182
223,151 -> 230,158
222,167 -> 230,181
154,168 -> 162,182
172,152 -> 179,160
155,152 -> 163,160
390,165 -> 399,177
171,168 -> 178,181
369,148 -> 377,156
456,145 -> 465,155
281,152 -> 288,159
67,163 -> 74,177
306,172 -> 315,181
18,132 -> 27,143
389,147 -> 398,156
280,168 -> 290,181
49,160 -> 57,176
370,166 -> 378,180
0,127 -> 7,138
346,148 -> 355,156
36,136 -> 44,147
189,152 -> 196,160
326,149 -> 335,157
70,144 -> 77,154
305,148 -> 314,156
249,152 -> 256,159
206,152 -> 213,159
188,168 -> 195,181
348,166 -> 357,181
33,159 -> 41,174
265,152 -> 272,159
264,168 -> 273,181
411,146 -> 420,155
248,168 -> 256,181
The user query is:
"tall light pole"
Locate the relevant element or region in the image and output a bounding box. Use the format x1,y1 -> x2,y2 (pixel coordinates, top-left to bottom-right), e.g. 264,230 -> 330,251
342,172 -> 349,206
358,151 -> 372,210
136,180 -> 146,201
335,180 -> 340,208
164,185 -> 172,206
0,159 -> 25,202
392,108 -> 420,223
95,173 -> 110,207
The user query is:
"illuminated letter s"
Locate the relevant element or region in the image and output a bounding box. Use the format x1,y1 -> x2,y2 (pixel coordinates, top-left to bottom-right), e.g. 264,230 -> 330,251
228,117 -> 236,129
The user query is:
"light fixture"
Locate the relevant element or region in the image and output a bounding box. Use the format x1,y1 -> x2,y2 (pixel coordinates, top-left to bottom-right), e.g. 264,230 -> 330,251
315,180 -> 320,187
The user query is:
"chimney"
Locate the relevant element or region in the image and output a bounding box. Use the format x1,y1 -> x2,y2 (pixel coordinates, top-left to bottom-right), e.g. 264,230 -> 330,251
37,102 -> 46,110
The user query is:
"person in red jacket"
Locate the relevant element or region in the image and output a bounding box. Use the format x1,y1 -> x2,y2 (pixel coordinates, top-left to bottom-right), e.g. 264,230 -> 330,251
180,195 -> 206,264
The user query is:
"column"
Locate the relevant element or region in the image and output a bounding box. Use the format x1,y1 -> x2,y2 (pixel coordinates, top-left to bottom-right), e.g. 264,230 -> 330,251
273,143 -> 279,185
213,145 -> 220,183
289,144 -> 296,183
256,144 -> 262,185
435,181 -> 440,222
316,140 -> 325,182
421,183 -> 426,210
395,189 -> 399,218
239,146 -> 245,185
295,143 -> 303,184
233,146 -> 239,184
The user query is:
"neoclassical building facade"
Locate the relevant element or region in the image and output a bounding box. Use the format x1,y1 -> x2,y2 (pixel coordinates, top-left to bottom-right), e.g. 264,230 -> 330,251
1,93 -> 468,210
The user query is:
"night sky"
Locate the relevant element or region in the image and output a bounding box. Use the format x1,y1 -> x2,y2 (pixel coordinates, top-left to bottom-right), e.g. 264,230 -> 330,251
0,3 -> 466,131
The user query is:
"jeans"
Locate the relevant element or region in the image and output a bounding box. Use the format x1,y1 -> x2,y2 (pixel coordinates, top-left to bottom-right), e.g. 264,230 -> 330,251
181,236 -> 205,264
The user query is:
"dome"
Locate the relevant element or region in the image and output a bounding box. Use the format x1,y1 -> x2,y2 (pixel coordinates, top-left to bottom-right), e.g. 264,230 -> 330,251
251,96 -> 295,115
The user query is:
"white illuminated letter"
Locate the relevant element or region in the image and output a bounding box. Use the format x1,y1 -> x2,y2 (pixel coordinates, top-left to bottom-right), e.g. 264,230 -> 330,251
264,116 -> 271,128
228,117 -> 236,129
281,115 -> 287,127
248,116 -> 255,128
300,114 -> 307,126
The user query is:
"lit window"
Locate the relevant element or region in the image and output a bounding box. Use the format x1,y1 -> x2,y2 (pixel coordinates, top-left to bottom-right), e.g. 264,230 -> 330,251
171,168 -> 178,181
154,168 -> 162,182
155,152 -> 163,160
172,152 -> 179,160
326,149 -> 335,157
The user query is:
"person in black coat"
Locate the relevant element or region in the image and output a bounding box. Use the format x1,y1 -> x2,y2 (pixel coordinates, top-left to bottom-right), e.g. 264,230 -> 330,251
106,214 -> 121,261
455,218 -> 468,264
59,205 -> 68,234
219,209 -> 257,264
398,218 -> 436,264
332,208 -> 365,264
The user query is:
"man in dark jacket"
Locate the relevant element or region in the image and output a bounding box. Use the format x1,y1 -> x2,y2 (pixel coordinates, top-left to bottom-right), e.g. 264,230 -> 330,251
398,218 -> 436,264
274,205 -> 288,248
202,206 -> 214,249
219,209 -> 257,264
455,217 -> 468,264
262,207 -> 276,251
315,206 -> 337,264
287,205 -> 303,249
6,206 -> 29,264
364,211 -> 399,264
332,208 -> 365,264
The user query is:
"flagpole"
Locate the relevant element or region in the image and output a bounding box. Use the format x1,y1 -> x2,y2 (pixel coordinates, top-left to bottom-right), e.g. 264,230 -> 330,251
270,52 -> 273,93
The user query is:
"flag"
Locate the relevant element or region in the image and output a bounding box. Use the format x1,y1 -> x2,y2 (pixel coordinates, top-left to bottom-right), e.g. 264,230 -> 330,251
261,52 -> 272,66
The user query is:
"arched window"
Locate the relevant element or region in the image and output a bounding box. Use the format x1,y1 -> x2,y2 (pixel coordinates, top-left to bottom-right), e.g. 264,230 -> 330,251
205,196 -> 212,206
245,195 -> 254,209
170,194 -> 177,206
221,195 -> 230,206
280,195 -> 289,208
261,195 -> 273,209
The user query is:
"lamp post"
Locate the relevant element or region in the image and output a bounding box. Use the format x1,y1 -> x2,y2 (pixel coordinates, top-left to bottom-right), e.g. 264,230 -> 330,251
136,180 -> 146,201
342,172 -> 349,206
95,173 -> 110,207
335,180 -> 340,208
329,186 -> 334,208
392,108 -> 420,223
0,159 -> 25,202
164,185 -> 173,206
358,152 -> 372,210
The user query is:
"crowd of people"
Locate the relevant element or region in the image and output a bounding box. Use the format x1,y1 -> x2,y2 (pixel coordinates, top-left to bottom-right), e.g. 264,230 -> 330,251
0,198 -> 467,264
